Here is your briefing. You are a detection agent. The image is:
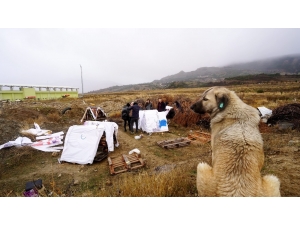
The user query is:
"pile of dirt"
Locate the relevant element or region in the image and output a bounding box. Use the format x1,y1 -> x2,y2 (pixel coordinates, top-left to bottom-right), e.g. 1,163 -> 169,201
267,103 -> 300,130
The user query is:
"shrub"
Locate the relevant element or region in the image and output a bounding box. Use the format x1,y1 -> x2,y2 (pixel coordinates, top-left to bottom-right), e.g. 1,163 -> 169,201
47,112 -> 61,122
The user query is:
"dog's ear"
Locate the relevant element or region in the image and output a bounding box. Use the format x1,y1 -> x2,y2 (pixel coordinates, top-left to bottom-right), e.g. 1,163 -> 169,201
215,92 -> 229,111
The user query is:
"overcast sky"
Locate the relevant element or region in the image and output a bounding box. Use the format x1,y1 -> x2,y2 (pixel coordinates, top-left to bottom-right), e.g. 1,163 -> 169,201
1,28 -> 300,93
1,2 -> 300,93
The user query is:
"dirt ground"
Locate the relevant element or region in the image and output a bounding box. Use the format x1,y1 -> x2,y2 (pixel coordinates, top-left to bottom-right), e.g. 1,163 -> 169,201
0,98 -> 300,197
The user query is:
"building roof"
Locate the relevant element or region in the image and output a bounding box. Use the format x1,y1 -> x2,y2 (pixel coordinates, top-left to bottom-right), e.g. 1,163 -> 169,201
0,84 -> 79,89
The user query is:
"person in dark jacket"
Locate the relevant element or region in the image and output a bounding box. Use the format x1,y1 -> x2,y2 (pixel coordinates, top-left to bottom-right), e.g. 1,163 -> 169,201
128,102 -> 140,134
144,98 -> 153,110
157,98 -> 166,112
121,103 -> 131,132
174,100 -> 183,113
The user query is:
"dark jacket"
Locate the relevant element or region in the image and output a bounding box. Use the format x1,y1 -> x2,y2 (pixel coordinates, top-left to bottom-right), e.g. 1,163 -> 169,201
128,103 -> 140,118
121,105 -> 130,120
145,102 -> 153,110
174,100 -> 183,112
157,101 -> 166,112
175,101 -> 181,109
166,108 -> 175,119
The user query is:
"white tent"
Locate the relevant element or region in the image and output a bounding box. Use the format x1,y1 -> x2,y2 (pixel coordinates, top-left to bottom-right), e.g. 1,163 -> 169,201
59,125 -> 104,164
59,121 -> 119,165
139,109 -> 169,133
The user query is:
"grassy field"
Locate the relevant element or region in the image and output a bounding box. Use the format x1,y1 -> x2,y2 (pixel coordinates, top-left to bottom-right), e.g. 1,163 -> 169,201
0,81 -> 300,197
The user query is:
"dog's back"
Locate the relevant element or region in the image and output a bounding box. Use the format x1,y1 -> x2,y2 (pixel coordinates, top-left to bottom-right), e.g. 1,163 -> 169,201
192,87 -> 281,196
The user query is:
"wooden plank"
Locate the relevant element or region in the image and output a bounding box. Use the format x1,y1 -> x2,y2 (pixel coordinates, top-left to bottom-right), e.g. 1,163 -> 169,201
114,169 -> 128,174
108,157 -> 112,165
123,154 -> 131,170
108,153 -> 145,175
157,137 -> 191,149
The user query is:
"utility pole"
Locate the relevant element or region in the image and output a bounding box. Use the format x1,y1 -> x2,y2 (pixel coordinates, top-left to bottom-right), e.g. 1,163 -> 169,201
80,64 -> 84,97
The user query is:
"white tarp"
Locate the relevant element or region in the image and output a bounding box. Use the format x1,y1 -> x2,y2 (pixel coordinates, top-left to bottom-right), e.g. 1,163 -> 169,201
83,121 -> 119,150
158,111 -> 168,131
21,122 -> 52,136
257,106 -> 272,117
36,131 -> 64,140
257,106 -> 273,123
22,123 -> 64,152
139,110 -> 169,133
0,137 -> 32,150
165,105 -> 173,111
31,136 -> 63,152
0,122 -> 64,152
59,125 -> 105,165
0,131 -> 64,152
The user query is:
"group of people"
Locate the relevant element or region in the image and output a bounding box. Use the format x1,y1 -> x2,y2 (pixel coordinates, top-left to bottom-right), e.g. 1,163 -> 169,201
144,98 -> 169,112
121,101 -> 139,134
121,98 -> 172,133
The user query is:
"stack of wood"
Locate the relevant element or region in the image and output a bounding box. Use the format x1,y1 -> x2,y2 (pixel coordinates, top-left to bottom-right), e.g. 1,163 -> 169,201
157,137 -> 191,149
93,133 -> 109,162
108,152 -> 145,175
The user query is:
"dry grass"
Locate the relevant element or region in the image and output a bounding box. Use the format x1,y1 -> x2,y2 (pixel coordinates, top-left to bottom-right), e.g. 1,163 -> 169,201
47,112 -> 61,122
94,163 -> 197,197
1,81 -> 300,197
79,82 -> 300,197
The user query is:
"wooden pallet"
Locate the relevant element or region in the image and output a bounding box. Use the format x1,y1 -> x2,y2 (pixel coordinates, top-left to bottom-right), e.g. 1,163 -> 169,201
187,131 -> 211,143
108,153 -> 145,175
157,137 -> 191,149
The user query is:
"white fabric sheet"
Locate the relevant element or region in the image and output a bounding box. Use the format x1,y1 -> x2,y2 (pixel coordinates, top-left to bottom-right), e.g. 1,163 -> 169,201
83,121 -> 119,151
257,106 -> 272,117
60,125 -> 104,164
158,111 -> 169,131
0,137 -> 32,150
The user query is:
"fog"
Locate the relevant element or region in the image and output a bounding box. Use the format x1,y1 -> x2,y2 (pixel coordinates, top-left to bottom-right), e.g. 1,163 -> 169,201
1,4 -> 299,93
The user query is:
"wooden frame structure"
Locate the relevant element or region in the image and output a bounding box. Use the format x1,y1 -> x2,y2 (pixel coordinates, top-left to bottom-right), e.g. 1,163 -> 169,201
157,137 -> 191,149
80,106 -> 107,123
108,153 -> 145,175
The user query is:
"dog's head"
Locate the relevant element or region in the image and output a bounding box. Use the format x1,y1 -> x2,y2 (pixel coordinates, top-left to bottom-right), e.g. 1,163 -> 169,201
190,86 -> 229,117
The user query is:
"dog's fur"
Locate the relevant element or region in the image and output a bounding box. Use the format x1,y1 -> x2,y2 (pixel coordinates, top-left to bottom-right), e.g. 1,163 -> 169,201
190,86 -> 281,196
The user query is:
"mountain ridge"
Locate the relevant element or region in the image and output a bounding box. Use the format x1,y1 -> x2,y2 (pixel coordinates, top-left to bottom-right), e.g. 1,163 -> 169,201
88,54 -> 300,93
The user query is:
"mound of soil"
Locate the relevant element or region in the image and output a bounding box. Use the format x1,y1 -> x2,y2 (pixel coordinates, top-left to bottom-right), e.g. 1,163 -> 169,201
267,103 -> 300,130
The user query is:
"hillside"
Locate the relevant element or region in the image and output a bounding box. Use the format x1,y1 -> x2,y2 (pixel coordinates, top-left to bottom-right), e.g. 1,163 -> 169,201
88,54 -> 300,93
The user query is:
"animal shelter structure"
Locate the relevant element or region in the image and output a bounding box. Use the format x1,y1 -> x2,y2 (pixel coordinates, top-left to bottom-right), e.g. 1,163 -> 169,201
80,106 -> 107,123
59,121 -> 119,165
0,84 -> 79,101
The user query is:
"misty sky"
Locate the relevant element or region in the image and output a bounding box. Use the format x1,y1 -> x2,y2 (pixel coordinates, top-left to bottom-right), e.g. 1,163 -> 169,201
1,28 -> 300,93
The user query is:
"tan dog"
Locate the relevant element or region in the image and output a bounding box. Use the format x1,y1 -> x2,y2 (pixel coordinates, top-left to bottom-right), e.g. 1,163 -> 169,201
190,86 -> 281,197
